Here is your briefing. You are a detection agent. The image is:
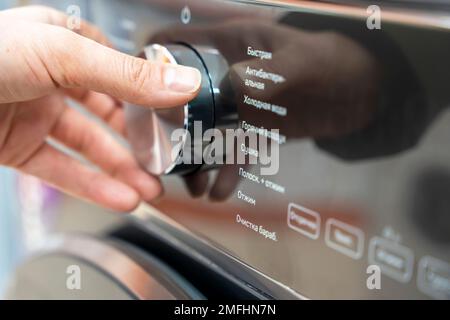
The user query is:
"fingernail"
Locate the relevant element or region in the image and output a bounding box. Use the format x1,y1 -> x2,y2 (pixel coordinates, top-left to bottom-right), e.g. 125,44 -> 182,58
163,65 -> 201,93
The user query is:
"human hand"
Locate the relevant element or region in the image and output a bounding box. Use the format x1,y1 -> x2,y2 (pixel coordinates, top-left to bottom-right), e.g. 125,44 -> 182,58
0,6 -> 201,211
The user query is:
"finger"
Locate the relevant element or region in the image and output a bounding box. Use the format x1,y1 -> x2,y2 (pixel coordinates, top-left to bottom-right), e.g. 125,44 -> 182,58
0,5 -> 111,46
50,106 -> 162,202
38,24 -> 202,108
16,142 -> 141,212
64,88 -> 125,134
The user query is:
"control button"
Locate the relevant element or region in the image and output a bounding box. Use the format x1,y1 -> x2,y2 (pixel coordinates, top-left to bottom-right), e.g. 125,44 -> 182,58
417,256 -> 450,300
125,43 -> 232,176
287,203 -> 320,240
325,219 -> 364,260
368,237 -> 414,283
124,43 -> 214,175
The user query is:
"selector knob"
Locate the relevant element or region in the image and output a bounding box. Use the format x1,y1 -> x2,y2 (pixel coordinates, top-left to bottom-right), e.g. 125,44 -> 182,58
125,43 -> 224,176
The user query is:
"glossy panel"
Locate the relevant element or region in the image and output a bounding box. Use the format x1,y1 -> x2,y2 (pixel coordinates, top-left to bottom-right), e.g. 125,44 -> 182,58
37,0 -> 450,299
101,0 -> 450,299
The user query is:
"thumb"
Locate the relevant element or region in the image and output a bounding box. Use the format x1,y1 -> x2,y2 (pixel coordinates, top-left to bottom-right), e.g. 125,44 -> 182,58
40,25 -> 202,107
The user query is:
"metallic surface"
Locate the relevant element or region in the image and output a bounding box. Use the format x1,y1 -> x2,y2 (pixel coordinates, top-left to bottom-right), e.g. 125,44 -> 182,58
238,0 -> 450,30
121,0 -> 450,299
125,44 -> 188,175
6,235 -> 204,299
130,203 -> 308,299
125,43 -> 216,175
20,0 -> 450,300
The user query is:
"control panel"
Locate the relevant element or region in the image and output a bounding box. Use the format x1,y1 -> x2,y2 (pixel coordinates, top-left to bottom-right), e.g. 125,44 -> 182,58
68,0 -> 450,299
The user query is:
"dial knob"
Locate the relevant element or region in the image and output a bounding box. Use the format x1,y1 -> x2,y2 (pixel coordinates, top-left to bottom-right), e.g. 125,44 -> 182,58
125,43 -> 218,175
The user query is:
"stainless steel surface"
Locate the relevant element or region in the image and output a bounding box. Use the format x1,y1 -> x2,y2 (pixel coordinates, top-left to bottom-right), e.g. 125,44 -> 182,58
249,0 -> 450,30
132,203 -> 307,299
12,0 -> 450,300
125,44 -> 188,175
118,0 -> 450,299
6,235 -> 203,299
125,43 -> 216,176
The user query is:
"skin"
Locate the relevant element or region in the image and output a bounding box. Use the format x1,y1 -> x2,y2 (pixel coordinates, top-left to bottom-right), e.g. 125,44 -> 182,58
0,6 -> 201,212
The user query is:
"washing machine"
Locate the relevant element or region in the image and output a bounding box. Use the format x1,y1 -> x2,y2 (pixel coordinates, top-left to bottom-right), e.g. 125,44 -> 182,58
6,0 -> 450,300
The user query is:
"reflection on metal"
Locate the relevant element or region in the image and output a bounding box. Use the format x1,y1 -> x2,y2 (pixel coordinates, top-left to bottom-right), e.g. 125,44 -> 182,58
8,235 -> 202,299
247,0 -> 450,30
132,203 -> 309,300
125,44 -> 189,176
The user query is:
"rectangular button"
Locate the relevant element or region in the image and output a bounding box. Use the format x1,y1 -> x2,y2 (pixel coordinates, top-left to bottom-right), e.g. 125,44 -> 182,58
417,256 -> 450,300
287,203 -> 320,240
325,219 -> 364,259
368,237 -> 414,283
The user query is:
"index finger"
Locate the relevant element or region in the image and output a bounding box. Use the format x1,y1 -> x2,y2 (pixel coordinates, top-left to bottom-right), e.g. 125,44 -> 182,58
37,24 -> 202,108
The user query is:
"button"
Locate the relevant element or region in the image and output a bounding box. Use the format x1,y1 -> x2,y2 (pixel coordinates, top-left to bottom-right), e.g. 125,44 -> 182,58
417,256 -> 450,300
368,237 -> 414,283
125,43 -> 233,176
287,203 -> 320,240
325,219 -> 364,260
125,44 -> 214,175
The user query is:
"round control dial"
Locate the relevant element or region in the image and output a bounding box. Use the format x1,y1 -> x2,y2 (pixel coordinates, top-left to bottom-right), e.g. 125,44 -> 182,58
125,44 -> 215,175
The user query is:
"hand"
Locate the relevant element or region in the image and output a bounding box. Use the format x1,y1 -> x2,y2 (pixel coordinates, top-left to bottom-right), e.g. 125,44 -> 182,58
0,6 -> 201,211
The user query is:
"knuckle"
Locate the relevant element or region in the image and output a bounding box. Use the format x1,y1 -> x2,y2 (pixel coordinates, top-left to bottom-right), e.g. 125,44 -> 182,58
47,28 -> 83,87
125,57 -> 153,97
